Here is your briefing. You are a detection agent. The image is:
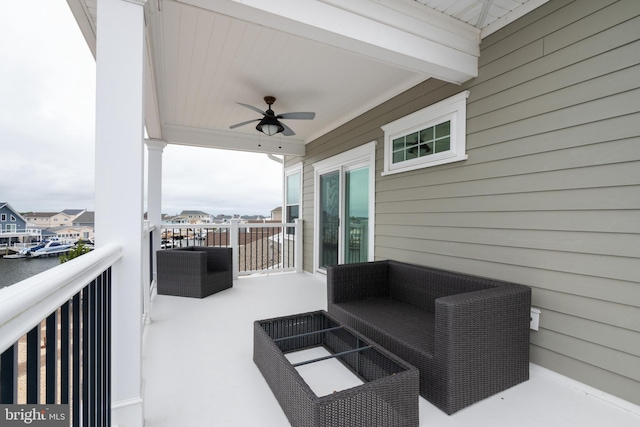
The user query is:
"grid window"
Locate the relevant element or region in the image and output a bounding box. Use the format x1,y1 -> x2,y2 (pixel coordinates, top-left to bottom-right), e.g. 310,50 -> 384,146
391,121 -> 451,164
382,91 -> 469,175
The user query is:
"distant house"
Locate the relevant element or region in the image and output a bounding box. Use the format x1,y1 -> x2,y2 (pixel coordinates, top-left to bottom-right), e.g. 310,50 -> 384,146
0,203 -> 33,244
23,209 -> 86,228
22,212 -> 59,228
270,207 -> 282,221
212,214 -> 233,223
240,215 -> 266,221
73,211 -> 95,227
180,210 -> 213,223
0,203 -> 27,233
44,226 -> 94,243
163,215 -> 188,224
62,209 -> 85,218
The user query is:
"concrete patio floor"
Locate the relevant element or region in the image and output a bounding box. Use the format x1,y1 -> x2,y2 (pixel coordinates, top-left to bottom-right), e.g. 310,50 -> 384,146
142,272 -> 640,426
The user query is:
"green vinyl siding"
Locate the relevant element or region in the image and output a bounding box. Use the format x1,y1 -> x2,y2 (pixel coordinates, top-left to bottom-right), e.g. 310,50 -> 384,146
285,0 -> 640,406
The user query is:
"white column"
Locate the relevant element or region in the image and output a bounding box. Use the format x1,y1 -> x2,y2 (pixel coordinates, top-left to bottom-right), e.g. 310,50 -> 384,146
294,218 -> 303,273
94,0 -> 146,425
230,218 -> 240,280
145,139 -> 166,287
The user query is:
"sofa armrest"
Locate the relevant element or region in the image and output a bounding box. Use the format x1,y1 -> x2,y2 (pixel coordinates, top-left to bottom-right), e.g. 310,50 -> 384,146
202,247 -> 232,272
157,248 -> 207,277
433,284 -> 531,412
435,284 -> 531,356
327,261 -> 389,304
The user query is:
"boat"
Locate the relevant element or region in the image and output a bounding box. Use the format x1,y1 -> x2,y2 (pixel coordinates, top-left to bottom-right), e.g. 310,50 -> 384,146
2,253 -> 28,259
17,240 -> 74,258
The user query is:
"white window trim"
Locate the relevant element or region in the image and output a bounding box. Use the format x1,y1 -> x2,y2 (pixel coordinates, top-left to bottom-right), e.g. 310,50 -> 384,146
312,141 -> 376,275
381,90 -> 470,175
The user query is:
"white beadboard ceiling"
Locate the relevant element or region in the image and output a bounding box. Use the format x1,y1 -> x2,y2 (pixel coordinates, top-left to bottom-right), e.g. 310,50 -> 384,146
66,0 -> 547,155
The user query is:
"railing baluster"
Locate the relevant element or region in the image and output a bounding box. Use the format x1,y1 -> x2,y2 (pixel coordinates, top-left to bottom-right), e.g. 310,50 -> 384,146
102,269 -> 111,426
46,309 -> 57,403
72,293 -> 81,427
260,227 -> 264,270
96,273 -> 103,425
89,279 -> 97,426
82,284 -> 90,426
26,325 -> 40,404
61,301 -> 70,405
0,344 -> 17,403
288,229 -> 292,268
276,226 -> 281,269
105,268 -> 112,427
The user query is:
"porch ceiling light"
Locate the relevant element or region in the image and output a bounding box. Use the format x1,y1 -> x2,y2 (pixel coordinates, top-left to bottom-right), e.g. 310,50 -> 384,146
256,115 -> 284,136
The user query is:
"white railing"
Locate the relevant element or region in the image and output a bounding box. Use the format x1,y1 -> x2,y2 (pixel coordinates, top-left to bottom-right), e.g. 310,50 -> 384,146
0,243 -> 122,354
0,244 -> 121,424
159,219 -> 303,278
0,227 -> 42,237
143,221 -> 156,325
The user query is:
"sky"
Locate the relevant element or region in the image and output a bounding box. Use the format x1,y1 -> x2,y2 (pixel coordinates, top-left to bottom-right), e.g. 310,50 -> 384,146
0,0 -> 283,218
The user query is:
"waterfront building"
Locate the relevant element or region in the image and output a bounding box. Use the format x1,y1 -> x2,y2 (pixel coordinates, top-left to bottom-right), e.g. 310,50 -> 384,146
22,209 -> 86,228
0,202 -> 40,245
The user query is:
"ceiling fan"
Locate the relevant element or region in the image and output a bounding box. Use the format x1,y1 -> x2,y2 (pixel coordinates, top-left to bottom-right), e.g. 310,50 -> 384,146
229,96 -> 315,136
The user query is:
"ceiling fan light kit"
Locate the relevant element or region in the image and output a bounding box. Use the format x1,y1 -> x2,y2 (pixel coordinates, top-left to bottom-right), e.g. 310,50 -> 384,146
230,96 -> 316,137
256,115 -> 284,136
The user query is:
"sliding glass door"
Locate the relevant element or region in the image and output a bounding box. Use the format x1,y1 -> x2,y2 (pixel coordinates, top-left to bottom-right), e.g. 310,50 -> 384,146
344,167 -> 369,264
319,171 -> 340,268
314,142 -> 375,272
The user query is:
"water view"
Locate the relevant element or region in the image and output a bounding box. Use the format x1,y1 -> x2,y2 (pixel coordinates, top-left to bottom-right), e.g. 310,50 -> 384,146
0,256 -> 61,289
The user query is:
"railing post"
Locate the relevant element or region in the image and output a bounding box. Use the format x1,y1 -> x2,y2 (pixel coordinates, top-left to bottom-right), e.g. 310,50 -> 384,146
145,138 -> 166,286
142,221 -> 151,325
295,219 -> 303,273
230,219 -> 240,280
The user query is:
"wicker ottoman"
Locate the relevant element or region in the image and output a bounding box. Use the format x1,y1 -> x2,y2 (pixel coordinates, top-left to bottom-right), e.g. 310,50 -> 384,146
254,311 -> 419,427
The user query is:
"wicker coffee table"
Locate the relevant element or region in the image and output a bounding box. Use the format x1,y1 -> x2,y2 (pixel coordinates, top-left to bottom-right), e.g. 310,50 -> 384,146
254,310 -> 419,427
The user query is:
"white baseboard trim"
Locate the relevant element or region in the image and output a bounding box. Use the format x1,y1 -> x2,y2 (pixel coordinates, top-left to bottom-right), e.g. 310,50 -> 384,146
530,363 -> 640,416
111,396 -> 144,427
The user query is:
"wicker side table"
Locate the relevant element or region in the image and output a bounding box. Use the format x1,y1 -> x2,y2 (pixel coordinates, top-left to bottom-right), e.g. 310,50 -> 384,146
254,310 -> 419,427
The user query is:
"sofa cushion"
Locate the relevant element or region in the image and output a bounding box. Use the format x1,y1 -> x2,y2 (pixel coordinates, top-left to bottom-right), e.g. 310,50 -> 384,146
388,261 -> 497,311
334,297 -> 435,356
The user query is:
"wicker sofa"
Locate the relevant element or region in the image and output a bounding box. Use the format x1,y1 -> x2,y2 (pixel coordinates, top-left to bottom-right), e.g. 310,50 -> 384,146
327,260 -> 531,415
157,246 -> 232,298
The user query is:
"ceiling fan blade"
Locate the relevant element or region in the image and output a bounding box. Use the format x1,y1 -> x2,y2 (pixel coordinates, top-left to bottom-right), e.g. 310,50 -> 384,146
279,112 -> 315,120
229,118 -> 260,129
237,102 -> 266,116
281,122 -> 296,136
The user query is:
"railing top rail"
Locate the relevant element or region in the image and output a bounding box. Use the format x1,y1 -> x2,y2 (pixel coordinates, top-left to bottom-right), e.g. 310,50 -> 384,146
160,222 -> 296,229
238,223 -> 296,229
161,223 -> 228,229
0,229 -> 41,234
0,243 -> 122,354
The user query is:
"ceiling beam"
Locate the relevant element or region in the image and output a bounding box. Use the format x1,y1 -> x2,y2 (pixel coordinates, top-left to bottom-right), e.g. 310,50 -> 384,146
162,124 -> 306,156
477,0 -> 494,29
176,0 -> 480,84
144,26 -> 162,139
481,0 -> 550,38
65,0 -> 97,58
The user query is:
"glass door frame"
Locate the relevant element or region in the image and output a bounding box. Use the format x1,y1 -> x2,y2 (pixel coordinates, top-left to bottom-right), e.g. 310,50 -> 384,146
312,141 -> 376,274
